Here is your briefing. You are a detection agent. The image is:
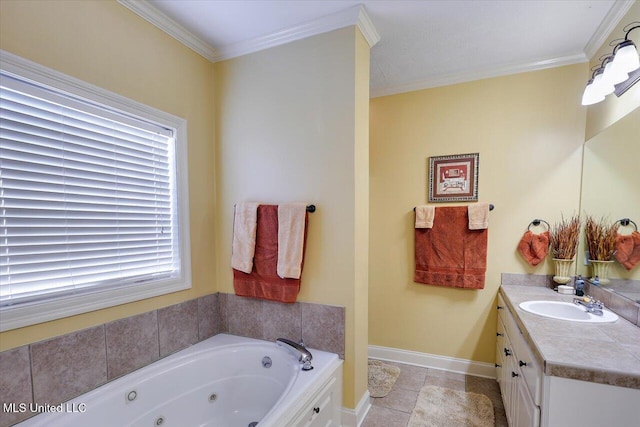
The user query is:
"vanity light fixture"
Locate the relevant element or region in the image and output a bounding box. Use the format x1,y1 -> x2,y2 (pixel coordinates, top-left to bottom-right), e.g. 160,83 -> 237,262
581,22 -> 639,106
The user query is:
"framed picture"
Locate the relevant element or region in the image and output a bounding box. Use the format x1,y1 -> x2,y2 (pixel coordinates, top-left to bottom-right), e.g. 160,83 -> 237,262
428,153 -> 479,202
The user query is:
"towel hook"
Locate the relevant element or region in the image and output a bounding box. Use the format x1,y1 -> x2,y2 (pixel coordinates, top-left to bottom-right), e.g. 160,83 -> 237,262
527,219 -> 550,231
616,218 -> 637,231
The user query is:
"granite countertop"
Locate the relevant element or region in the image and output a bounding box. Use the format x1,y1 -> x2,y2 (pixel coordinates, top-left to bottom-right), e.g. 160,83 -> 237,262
500,285 -> 640,389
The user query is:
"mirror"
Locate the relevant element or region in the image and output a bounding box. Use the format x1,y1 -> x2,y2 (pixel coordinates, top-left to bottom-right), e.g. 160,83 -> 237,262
577,107 -> 640,302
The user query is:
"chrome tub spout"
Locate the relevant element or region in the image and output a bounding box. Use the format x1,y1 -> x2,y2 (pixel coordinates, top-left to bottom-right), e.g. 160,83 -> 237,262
276,338 -> 314,371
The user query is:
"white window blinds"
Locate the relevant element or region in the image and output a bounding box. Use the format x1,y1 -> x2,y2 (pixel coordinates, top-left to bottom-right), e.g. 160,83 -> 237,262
0,72 -> 182,307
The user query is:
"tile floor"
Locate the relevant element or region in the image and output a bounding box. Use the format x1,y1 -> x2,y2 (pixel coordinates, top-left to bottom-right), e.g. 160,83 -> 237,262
362,360 -> 508,427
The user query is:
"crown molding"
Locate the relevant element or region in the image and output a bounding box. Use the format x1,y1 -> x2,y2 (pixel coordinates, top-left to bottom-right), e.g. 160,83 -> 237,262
118,1 -> 379,63
583,0 -> 635,60
117,0 -> 220,62
215,5 -> 379,61
371,53 -> 588,98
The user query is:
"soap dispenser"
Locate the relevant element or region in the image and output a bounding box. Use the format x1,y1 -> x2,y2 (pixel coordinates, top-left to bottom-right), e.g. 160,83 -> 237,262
575,275 -> 584,297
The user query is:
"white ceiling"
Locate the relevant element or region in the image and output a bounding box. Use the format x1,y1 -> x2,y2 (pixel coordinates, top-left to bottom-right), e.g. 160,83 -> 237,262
123,0 -> 634,97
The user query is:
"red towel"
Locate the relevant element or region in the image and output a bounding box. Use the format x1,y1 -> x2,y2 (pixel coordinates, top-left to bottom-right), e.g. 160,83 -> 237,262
615,231 -> 640,271
517,230 -> 550,266
233,205 -> 308,302
414,206 -> 487,289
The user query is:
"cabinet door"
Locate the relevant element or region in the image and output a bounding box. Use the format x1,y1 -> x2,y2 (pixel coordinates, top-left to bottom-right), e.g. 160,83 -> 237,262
514,374 -> 540,427
503,336 -> 517,426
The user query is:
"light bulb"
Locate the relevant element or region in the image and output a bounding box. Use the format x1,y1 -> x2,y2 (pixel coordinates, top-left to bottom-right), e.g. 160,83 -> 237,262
611,41 -> 640,74
602,60 -> 629,85
581,80 -> 605,105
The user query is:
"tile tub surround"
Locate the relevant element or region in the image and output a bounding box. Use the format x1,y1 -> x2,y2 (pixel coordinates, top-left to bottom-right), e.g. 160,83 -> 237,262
0,293 -> 345,426
499,284 -> 640,389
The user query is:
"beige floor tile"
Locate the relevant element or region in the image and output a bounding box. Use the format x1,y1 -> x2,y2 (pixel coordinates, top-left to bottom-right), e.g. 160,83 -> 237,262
362,405 -> 410,427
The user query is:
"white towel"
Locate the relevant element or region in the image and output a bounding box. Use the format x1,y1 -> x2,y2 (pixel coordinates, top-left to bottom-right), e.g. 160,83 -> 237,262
468,203 -> 489,230
277,203 -> 307,279
415,205 -> 435,228
231,202 -> 259,273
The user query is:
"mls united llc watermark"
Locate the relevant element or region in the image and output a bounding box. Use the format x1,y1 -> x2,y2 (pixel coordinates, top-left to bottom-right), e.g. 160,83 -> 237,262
3,402 -> 87,414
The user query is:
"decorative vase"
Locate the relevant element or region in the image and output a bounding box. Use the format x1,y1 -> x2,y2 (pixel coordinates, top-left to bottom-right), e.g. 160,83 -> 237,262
552,258 -> 574,284
589,260 -> 614,285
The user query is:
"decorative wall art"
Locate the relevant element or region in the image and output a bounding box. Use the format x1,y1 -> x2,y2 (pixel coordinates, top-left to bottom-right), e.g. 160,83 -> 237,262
428,153 -> 479,202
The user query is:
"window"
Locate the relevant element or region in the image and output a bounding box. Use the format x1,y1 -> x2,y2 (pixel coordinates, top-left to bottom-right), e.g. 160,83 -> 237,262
0,51 -> 191,331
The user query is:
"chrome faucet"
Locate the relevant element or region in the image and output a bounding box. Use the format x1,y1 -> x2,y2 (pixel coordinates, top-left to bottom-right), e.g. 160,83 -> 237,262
276,338 -> 314,371
573,295 -> 604,316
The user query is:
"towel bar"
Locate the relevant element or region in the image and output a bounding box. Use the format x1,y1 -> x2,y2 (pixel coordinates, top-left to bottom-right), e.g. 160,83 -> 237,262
413,204 -> 494,212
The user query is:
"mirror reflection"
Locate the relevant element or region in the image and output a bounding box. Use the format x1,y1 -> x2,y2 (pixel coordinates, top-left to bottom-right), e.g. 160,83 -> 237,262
578,107 -> 640,302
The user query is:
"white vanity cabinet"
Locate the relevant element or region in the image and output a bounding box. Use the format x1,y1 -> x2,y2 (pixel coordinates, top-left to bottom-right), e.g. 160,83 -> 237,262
496,293 -> 541,427
497,289 -> 640,427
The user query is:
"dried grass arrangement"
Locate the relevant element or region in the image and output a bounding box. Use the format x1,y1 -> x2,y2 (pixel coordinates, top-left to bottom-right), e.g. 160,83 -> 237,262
585,215 -> 617,261
550,215 -> 581,260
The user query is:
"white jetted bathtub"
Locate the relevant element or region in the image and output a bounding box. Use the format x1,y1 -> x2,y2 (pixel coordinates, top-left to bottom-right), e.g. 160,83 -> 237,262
18,334 -> 343,427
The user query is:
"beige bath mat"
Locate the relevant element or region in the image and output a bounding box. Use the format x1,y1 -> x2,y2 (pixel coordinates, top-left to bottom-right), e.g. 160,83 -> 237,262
367,360 -> 401,398
408,385 -> 494,427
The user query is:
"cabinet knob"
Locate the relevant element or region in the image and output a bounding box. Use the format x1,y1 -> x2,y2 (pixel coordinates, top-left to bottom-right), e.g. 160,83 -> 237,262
497,305 -> 504,310
496,332 -> 503,337
313,407 -> 320,414
519,360 -> 527,367
511,371 -> 519,378
504,348 -> 511,356
495,363 -> 502,368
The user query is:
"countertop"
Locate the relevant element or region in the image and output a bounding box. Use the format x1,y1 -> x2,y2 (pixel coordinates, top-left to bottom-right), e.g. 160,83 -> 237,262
499,285 -> 640,389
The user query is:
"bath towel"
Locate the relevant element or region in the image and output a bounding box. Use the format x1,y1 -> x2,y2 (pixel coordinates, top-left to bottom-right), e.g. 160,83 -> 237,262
468,203 -> 489,230
517,231 -> 550,267
615,231 -> 640,271
231,202 -> 259,273
414,206 -> 488,289
415,205 -> 436,229
233,205 -> 308,303
277,203 -> 307,279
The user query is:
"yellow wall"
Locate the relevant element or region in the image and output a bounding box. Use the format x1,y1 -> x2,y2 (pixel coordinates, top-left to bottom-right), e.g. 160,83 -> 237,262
0,0 -> 217,350
369,64 -> 587,362
214,27 -> 370,408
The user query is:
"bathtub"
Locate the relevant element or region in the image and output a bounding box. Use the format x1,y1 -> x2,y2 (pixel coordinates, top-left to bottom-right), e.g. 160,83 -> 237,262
17,334 -> 343,427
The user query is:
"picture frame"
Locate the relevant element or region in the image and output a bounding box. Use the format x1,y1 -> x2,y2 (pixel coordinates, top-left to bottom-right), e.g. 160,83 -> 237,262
428,153 -> 479,202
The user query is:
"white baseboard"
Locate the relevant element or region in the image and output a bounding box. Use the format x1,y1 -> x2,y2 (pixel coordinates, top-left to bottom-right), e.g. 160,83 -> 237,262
368,345 -> 496,379
341,389 -> 371,427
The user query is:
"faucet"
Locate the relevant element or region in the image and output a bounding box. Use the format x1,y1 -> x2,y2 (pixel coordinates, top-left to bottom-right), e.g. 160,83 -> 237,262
573,295 -> 604,316
276,338 -> 314,371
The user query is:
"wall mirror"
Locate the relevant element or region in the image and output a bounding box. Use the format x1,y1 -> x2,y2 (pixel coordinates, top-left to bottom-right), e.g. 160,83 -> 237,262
577,106 -> 640,302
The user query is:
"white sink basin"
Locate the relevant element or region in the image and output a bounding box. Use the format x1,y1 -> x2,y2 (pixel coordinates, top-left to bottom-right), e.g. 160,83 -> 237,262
519,300 -> 618,323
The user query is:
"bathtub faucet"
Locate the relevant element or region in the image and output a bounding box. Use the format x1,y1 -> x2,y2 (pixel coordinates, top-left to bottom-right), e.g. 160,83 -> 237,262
276,338 -> 314,371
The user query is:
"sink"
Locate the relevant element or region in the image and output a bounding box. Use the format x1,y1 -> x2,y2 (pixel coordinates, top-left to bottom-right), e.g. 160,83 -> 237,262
519,300 -> 618,323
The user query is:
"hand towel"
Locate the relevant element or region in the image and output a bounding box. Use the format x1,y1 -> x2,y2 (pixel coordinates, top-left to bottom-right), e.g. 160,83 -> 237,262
233,205 -> 308,303
517,230 -> 550,266
414,206 -> 488,289
415,205 -> 435,228
468,203 -> 489,230
615,231 -> 640,271
277,203 -> 307,279
231,202 -> 259,273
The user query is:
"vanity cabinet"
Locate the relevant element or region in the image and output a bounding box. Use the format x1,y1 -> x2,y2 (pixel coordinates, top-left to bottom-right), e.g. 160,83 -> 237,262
497,288 -> 640,427
496,293 -> 541,427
